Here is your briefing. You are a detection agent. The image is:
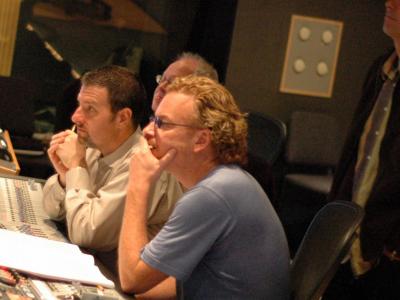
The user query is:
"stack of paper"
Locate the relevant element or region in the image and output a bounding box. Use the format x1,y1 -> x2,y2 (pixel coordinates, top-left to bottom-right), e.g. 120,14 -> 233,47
0,229 -> 114,288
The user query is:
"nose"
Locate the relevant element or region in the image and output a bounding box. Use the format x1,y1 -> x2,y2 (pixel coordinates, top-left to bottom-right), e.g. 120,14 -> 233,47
143,121 -> 155,140
71,106 -> 84,124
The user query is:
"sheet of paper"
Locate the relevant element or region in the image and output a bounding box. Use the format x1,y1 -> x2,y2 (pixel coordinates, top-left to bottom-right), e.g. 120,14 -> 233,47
0,229 -> 115,288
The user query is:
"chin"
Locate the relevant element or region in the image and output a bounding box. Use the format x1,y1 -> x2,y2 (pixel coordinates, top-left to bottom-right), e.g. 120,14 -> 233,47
77,133 -> 88,142
83,137 -> 96,148
384,28 -> 400,40
151,150 -> 163,160
77,128 -> 87,137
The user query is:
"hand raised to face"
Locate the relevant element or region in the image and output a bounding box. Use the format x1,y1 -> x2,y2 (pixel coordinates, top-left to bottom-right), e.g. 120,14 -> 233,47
55,130 -> 86,169
127,145 -> 177,198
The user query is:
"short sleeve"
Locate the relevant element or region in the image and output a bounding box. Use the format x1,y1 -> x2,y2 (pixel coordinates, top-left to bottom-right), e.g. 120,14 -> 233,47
141,186 -> 233,280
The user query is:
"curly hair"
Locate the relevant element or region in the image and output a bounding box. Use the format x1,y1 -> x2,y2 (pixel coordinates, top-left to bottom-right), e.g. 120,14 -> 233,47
167,75 -> 248,165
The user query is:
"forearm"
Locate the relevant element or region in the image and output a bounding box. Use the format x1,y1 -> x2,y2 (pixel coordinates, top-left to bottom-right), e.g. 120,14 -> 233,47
64,190 -> 124,250
42,174 -> 67,220
118,147 -> 176,293
135,277 -> 177,300
118,185 -> 151,292
63,167 -> 128,250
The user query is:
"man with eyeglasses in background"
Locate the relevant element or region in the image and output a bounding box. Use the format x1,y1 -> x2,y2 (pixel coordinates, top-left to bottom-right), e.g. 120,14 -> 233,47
118,76 -> 290,299
151,52 -> 218,112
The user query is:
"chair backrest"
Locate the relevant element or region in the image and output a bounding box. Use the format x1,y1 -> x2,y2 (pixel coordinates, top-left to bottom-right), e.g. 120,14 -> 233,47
247,111 -> 287,165
290,201 -> 364,300
285,111 -> 340,168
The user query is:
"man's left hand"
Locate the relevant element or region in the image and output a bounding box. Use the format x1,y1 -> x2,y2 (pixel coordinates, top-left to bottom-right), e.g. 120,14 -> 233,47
56,131 -> 86,169
128,146 -> 176,194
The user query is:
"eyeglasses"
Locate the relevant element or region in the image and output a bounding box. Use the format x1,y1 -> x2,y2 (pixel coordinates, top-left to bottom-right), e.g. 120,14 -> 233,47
150,115 -> 204,129
155,74 -> 174,86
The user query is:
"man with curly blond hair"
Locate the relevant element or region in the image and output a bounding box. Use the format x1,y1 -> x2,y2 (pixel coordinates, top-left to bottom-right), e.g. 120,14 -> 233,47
118,76 -> 289,299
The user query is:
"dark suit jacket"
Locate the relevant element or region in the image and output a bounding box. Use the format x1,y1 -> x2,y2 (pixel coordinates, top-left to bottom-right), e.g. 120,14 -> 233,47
328,49 -> 400,261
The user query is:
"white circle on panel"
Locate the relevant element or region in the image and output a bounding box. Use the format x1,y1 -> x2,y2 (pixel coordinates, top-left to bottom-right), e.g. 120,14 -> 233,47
317,62 -> 329,76
322,30 -> 333,44
293,59 -> 306,73
299,27 -> 311,41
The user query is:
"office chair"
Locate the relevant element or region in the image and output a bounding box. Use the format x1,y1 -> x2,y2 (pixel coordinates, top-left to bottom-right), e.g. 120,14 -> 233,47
279,111 -> 342,254
283,111 -> 340,195
247,111 -> 287,165
245,111 -> 287,208
290,200 -> 364,300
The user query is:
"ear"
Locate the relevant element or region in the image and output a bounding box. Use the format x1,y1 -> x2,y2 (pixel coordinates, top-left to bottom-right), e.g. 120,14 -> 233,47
193,129 -> 212,153
116,108 -> 132,127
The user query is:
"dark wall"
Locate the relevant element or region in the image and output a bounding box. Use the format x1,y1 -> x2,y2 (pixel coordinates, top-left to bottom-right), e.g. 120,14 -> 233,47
226,0 -> 392,146
185,0 -> 238,83
12,0 -> 236,119
13,0 -> 388,146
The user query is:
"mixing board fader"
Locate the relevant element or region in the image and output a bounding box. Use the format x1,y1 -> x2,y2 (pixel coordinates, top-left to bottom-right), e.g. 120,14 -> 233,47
0,178 -> 46,224
0,177 -> 67,242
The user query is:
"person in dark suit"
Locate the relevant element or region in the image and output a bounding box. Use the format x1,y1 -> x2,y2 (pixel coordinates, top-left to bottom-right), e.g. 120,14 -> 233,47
325,1 -> 400,299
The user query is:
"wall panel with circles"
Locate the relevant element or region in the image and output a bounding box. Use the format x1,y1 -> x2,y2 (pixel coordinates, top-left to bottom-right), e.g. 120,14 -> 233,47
280,15 -> 343,98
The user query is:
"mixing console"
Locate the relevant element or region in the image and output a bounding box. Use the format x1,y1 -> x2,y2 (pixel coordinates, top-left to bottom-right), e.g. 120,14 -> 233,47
0,176 -> 128,299
0,177 -> 66,242
0,268 -> 120,299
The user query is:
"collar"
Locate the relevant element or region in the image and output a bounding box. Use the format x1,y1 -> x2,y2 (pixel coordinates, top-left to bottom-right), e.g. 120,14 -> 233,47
382,51 -> 399,81
98,127 -> 143,166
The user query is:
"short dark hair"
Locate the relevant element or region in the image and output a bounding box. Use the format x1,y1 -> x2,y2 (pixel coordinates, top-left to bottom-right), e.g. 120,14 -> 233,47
81,65 -> 146,127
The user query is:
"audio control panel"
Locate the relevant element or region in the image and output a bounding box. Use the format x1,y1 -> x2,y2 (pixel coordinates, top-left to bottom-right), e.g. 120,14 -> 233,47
0,268 -> 121,300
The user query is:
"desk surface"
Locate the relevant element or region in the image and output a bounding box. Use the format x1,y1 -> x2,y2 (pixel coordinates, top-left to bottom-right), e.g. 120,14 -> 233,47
0,173 -> 134,300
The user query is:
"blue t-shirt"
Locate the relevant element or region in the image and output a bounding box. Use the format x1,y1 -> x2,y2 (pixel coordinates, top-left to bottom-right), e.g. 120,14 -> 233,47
141,165 -> 290,299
